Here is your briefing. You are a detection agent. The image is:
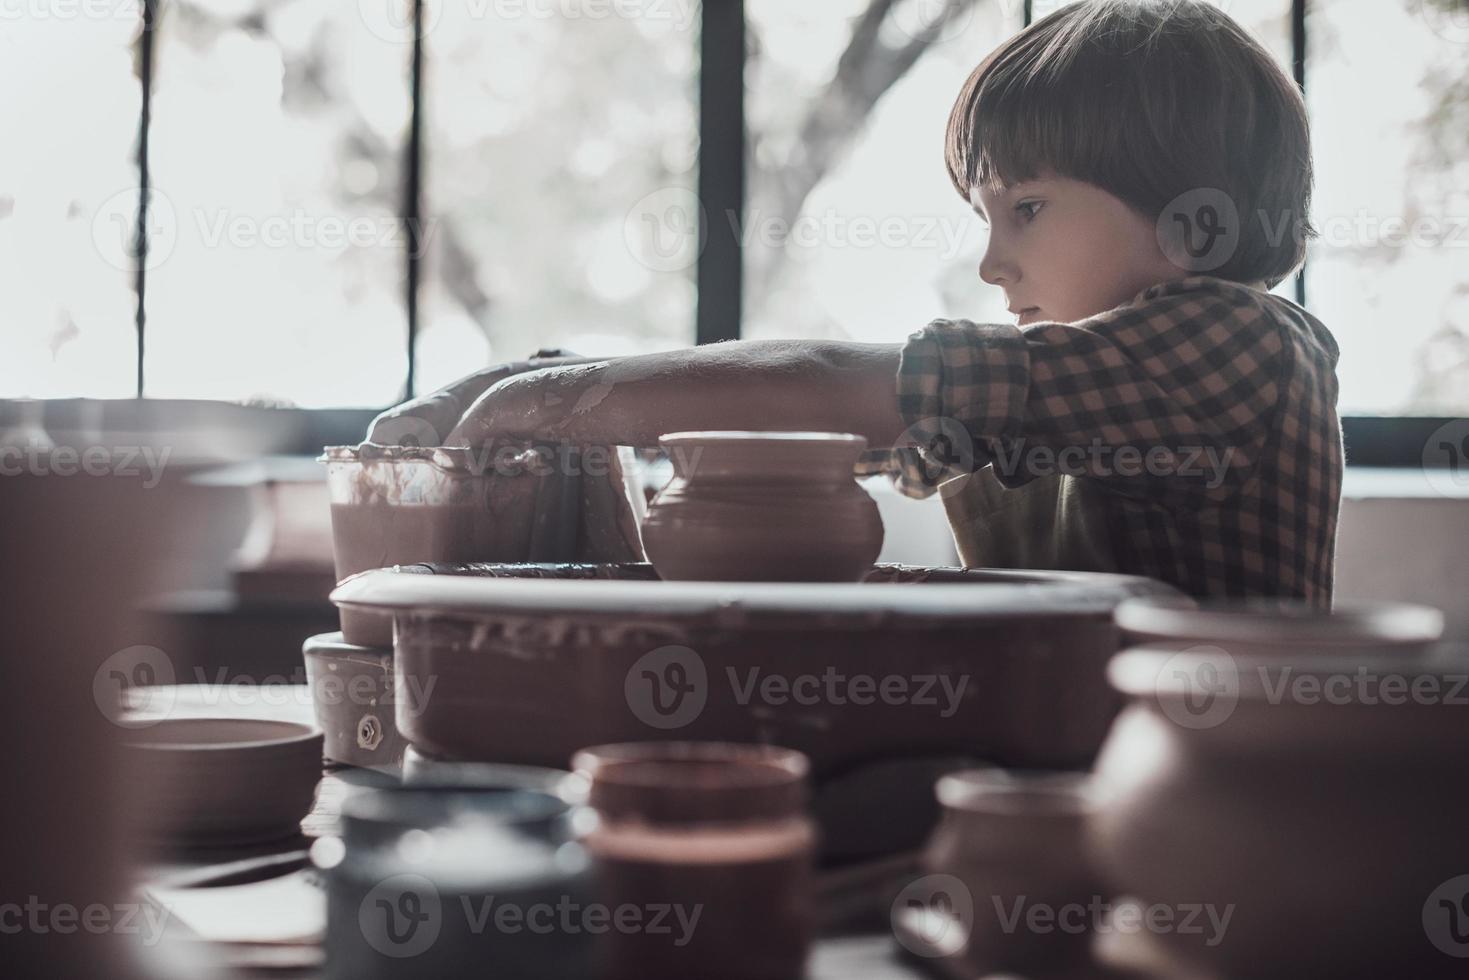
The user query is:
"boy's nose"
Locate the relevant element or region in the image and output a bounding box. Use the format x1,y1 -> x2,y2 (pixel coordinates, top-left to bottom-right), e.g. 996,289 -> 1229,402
978,244 -> 1018,287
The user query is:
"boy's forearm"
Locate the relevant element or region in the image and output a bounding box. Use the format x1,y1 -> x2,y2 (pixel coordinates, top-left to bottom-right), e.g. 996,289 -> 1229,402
449,340 -> 908,450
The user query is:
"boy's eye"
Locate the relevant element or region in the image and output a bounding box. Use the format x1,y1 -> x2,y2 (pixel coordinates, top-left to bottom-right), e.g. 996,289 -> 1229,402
1016,200 -> 1045,221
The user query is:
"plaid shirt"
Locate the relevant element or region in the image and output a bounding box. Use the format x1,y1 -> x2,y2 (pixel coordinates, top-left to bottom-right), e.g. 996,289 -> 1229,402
858,276 -> 1343,606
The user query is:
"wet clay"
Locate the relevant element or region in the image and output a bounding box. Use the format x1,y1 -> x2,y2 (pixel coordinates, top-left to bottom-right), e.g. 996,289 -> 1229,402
641,432 -> 884,582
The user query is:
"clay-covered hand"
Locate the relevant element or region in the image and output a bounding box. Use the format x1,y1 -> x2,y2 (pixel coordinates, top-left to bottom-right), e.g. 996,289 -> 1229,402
444,360 -> 632,448
365,349 -> 600,447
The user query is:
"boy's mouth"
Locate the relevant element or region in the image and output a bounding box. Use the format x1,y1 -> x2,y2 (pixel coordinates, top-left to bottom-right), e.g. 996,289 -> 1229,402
1013,307 -> 1042,325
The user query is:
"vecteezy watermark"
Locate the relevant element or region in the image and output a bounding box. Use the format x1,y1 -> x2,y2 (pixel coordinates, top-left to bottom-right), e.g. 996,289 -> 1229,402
357,0 -> 697,44
0,898 -> 172,947
993,895 -> 1234,948
989,439 -> 1238,490
1151,646 -> 1469,731
624,645 -> 970,730
891,874 -> 1235,959
92,647 -> 439,727
1151,646 -> 1242,731
1157,188 -> 1469,273
0,444 -> 171,487
623,190 -> 978,273
91,187 -> 436,272
891,874 -> 975,959
0,0 -> 159,23
1156,188 -> 1244,274
1412,0 -> 1469,44
1424,875 -> 1469,958
886,0 -> 975,46
887,416 -> 1240,495
358,876 -> 702,959
1423,419 -> 1469,499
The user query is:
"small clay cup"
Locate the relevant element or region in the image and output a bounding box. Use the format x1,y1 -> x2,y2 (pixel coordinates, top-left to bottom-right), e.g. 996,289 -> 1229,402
573,742 -> 817,980
640,431 -> 884,582
121,718 -> 323,847
912,769 -> 1102,974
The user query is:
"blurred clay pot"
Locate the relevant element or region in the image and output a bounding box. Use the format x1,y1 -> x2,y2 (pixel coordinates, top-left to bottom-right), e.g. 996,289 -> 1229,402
1089,599 -> 1467,979
915,769 -> 1102,974
640,431 -> 883,582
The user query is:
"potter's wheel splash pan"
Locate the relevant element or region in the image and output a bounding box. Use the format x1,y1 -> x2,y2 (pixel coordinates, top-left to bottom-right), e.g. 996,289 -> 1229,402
331,563 -> 1179,780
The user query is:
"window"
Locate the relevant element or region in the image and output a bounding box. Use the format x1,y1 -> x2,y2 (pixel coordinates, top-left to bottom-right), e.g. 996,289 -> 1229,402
1306,0 -> 1469,415
0,14 -> 139,399
4,0 -> 1465,460
417,1 -> 698,394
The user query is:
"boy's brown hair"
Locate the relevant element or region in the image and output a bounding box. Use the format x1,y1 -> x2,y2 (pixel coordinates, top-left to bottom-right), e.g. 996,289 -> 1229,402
945,0 -> 1314,288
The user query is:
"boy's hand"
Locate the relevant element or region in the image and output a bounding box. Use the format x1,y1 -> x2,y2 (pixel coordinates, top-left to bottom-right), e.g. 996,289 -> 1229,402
365,350 -> 599,447
445,360 -> 645,448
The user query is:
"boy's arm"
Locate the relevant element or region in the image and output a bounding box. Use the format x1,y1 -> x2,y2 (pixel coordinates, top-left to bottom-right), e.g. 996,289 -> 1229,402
892,278 -> 1303,505
445,340 -> 910,450
365,350 -> 600,446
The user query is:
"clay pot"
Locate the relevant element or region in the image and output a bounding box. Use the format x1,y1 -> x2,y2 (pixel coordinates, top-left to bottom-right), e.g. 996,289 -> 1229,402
572,742 -> 817,980
1113,595 -> 1445,657
910,770 -> 1103,974
640,431 -> 884,582
1089,600 -> 1468,978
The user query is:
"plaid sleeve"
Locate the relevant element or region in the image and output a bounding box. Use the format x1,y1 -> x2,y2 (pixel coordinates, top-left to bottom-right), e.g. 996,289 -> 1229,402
859,277 -> 1287,505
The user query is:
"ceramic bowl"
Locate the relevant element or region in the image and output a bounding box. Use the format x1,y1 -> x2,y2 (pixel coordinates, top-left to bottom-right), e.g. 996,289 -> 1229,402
122,718 -> 323,846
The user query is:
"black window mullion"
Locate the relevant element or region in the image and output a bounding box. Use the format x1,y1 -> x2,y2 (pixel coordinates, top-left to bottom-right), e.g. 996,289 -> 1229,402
1292,0 -> 1309,308
134,0 -> 160,398
697,0 -> 745,345
404,0 -> 426,400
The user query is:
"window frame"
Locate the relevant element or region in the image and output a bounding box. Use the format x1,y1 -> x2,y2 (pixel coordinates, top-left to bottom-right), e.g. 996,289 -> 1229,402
117,0 -> 1451,466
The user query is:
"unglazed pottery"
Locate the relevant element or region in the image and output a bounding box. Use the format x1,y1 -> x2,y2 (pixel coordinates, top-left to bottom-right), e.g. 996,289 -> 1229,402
122,718 -> 323,846
640,431 -> 884,582
302,631 -> 406,771
573,742 -> 816,980
1089,634 -> 1468,978
318,768 -> 593,980
913,769 -> 1102,974
1113,595 -> 1444,656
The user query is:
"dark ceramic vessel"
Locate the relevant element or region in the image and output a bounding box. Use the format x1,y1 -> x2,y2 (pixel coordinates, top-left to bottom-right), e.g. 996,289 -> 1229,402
1090,599 -> 1463,978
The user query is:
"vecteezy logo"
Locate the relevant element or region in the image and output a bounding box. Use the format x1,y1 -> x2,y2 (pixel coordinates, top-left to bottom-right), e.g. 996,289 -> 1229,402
92,645 -> 177,725
91,187 -> 177,272
623,187 -> 707,274
1423,419 -> 1469,499
1414,0 -> 1469,44
1424,875 -> 1469,958
360,874 -> 442,959
625,645 -> 708,729
357,0 -> 443,43
889,0 -> 975,45
891,874 -> 974,959
1156,645 -> 1240,730
1156,188 -> 1241,274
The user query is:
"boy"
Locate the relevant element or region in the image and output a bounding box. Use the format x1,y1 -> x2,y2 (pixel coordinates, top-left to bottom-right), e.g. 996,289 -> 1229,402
388,0 -> 1342,605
